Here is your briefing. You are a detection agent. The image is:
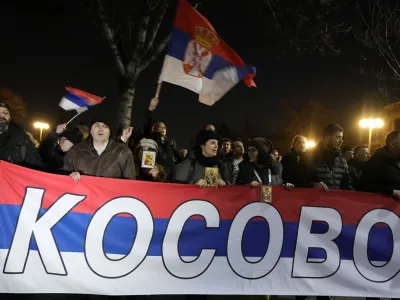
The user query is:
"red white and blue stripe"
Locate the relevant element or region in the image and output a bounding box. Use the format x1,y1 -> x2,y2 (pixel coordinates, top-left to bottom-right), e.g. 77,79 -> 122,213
59,87 -> 104,114
159,0 -> 256,106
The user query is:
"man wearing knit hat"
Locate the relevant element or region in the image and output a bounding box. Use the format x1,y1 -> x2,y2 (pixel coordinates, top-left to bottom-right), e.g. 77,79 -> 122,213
64,121 -> 135,182
0,98 -> 43,168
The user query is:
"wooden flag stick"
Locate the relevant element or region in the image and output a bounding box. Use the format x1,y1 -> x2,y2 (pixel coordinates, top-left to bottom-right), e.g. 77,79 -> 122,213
155,81 -> 162,99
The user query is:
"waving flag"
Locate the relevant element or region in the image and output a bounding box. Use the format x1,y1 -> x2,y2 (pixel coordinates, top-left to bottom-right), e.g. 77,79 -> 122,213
59,87 -> 104,114
159,0 -> 256,106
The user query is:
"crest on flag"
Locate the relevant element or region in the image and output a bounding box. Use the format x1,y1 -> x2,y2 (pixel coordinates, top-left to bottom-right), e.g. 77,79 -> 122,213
183,26 -> 219,78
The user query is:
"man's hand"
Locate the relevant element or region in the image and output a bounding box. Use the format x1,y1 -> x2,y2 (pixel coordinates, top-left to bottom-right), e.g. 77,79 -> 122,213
56,124 -> 67,134
196,179 -> 207,187
149,166 -> 160,179
393,190 -> 400,200
249,181 -> 262,188
314,182 -> 329,192
121,126 -> 133,142
216,179 -> 226,188
70,172 -> 81,183
284,183 -> 295,190
148,98 -> 159,111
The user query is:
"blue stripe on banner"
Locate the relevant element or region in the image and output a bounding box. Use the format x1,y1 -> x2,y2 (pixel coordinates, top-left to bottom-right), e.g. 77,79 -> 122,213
167,27 -> 253,81
0,205 -> 393,261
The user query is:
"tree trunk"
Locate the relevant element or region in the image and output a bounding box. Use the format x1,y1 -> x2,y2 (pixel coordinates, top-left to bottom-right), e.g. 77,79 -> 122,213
118,79 -> 136,129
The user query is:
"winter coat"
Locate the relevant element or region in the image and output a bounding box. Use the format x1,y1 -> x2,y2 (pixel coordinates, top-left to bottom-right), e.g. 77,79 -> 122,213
144,110 -> 184,180
221,152 -> 234,183
281,149 -> 309,187
63,140 -> 136,179
38,130 -> 65,172
348,158 -> 366,191
235,158 -> 283,186
306,144 -> 352,190
173,149 -> 231,185
0,123 -> 43,169
360,146 -> 400,195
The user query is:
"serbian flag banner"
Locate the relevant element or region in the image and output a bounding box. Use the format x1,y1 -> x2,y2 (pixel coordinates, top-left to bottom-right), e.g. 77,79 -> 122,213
59,87 -> 104,114
159,0 -> 256,106
0,161 -> 399,296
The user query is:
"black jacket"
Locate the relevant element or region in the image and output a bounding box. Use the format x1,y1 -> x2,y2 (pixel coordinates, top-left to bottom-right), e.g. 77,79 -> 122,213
38,130 -> 65,173
221,152 -> 234,183
0,123 -> 43,169
307,144 -> 352,190
360,147 -> 400,195
281,149 -> 309,187
348,158 -> 366,191
236,158 -> 283,186
144,110 -> 184,180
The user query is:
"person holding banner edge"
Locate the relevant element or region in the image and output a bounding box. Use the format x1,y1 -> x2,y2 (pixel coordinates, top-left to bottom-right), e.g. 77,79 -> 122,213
64,120 -> 136,182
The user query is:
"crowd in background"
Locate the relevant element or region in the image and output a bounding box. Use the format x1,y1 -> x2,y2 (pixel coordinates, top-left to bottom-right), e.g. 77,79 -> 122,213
2,94 -> 400,200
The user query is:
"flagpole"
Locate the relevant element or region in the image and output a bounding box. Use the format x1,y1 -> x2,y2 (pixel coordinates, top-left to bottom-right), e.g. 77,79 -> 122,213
65,112 -> 80,125
155,81 -> 162,98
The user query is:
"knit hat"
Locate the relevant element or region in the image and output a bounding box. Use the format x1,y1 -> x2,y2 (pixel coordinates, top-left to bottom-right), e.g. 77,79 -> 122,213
139,138 -> 158,151
0,102 -> 10,111
249,137 -> 273,155
196,129 -> 220,146
89,119 -> 112,136
61,128 -> 83,145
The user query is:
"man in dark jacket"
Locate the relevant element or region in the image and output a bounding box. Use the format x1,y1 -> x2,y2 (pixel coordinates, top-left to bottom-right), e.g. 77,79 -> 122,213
282,135 -> 309,187
361,131 -> 400,198
39,123 -> 84,173
307,124 -> 352,191
348,145 -> 370,191
0,102 -> 43,169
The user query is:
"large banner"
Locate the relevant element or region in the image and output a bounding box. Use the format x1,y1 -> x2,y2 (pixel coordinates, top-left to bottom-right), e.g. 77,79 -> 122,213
0,161 -> 398,297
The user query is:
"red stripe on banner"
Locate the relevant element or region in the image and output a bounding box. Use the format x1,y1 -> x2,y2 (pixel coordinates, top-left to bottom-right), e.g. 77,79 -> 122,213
0,161 -> 397,224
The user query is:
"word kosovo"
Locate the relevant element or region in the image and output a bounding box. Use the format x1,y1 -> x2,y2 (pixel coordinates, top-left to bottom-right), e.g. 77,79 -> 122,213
2,187 -> 398,282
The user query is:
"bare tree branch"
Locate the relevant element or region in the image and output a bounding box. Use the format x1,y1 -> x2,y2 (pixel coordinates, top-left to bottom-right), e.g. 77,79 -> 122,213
143,2 -> 168,57
137,33 -> 171,75
95,0 -> 126,77
127,12 -> 150,74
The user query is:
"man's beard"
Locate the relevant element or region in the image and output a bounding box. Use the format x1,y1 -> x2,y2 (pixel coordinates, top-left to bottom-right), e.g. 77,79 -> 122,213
0,119 -> 9,133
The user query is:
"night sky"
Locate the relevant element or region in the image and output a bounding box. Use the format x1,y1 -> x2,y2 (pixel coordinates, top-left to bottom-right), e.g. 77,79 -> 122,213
0,0 -> 383,149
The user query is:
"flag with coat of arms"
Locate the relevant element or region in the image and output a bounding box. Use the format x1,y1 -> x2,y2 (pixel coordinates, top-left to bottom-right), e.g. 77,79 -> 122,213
159,0 -> 256,106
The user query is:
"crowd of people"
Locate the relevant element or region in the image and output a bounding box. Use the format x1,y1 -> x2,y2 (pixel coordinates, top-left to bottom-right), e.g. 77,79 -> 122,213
1,94 -> 400,200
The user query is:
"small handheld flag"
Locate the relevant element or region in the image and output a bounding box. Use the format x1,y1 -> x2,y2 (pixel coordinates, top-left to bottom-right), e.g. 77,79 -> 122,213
59,87 -> 104,114
159,0 -> 256,106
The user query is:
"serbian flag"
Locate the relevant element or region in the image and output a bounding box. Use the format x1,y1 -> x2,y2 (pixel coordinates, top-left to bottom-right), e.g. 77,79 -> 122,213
159,0 -> 256,106
59,87 -> 104,114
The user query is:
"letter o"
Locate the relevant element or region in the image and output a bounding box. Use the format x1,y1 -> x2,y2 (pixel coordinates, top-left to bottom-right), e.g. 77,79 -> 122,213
227,202 -> 283,279
354,209 -> 400,282
85,197 -> 153,278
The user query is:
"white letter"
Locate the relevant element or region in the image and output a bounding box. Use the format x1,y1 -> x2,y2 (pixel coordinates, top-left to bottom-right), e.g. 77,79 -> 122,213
85,197 -> 153,278
354,209 -> 400,282
162,200 -> 219,279
292,206 -> 342,278
4,187 -> 86,275
227,202 -> 283,279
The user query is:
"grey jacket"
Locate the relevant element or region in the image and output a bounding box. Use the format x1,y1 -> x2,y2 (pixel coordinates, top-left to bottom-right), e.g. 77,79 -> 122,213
174,158 -> 231,185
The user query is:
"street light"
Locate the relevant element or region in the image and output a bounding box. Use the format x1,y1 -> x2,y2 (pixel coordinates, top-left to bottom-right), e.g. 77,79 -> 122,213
359,118 -> 384,150
306,140 -> 316,149
33,122 -> 50,142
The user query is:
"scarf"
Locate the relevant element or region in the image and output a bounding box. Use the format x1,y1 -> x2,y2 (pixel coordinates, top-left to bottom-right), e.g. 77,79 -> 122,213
194,147 -> 220,167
